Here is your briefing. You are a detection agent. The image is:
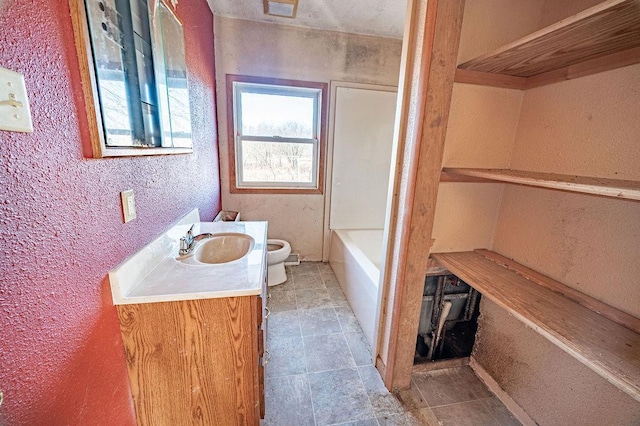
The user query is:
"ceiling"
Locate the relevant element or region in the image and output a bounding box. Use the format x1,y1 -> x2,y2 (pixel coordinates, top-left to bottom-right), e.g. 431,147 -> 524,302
206,0 -> 407,39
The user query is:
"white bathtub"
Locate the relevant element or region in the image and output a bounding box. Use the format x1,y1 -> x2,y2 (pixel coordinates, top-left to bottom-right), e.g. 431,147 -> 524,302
329,229 -> 383,347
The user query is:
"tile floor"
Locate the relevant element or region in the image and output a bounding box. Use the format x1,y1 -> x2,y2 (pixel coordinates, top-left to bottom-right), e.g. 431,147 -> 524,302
264,262 -> 521,426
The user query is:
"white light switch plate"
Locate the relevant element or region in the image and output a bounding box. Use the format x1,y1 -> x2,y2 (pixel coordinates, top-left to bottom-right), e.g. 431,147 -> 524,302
121,190 -> 137,223
0,67 -> 33,133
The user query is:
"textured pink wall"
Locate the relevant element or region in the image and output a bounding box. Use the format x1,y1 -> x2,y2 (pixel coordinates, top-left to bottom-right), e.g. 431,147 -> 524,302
0,0 -> 220,424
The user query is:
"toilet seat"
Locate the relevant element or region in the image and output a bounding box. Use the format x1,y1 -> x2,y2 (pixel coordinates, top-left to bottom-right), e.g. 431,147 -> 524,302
266,239 -> 291,265
266,239 -> 291,286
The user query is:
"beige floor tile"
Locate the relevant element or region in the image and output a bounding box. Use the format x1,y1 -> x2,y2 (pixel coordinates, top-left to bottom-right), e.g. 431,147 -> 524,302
394,380 -> 428,410
413,368 -> 478,407
432,400 -> 499,426
481,397 -> 522,426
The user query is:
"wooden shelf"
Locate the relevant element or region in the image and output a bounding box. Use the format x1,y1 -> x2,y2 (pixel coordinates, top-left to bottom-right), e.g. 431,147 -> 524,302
431,250 -> 640,402
455,0 -> 640,89
440,168 -> 640,201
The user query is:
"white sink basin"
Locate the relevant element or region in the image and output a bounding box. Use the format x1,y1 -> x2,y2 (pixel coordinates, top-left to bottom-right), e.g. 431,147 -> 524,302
183,233 -> 255,265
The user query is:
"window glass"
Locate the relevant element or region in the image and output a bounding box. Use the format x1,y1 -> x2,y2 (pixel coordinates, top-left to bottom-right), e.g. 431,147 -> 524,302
240,92 -> 315,139
240,141 -> 314,184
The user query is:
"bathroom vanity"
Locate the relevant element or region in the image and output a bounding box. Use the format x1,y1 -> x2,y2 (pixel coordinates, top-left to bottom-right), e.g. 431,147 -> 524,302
109,210 -> 268,425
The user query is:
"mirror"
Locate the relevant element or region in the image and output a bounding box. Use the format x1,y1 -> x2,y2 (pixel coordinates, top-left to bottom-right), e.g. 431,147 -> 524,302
70,0 -> 193,157
152,1 -> 192,148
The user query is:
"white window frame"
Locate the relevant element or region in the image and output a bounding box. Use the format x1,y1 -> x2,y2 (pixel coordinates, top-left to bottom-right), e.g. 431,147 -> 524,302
228,75 -> 326,193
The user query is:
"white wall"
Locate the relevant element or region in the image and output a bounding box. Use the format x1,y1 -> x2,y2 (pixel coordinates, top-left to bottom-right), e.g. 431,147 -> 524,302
494,63 -> 640,317
329,86 -> 397,231
214,16 -> 402,260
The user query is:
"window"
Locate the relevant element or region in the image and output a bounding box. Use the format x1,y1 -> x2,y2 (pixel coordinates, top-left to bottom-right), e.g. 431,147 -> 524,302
227,75 -> 327,193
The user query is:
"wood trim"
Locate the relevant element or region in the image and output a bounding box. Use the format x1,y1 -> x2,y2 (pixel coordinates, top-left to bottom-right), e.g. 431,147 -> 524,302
454,69 -> 527,90
379,0 -> 437,390
230,187 -> 323,195
375,355 -> 387,379
441,168 -> 640,201
96,146 -> 193,157
263,0 -> 298,19
382,0 -> 466,390
374,0 -> 420,382
69,0 -> 107,158
225,74 -> 328,195
251,296 -> 261,422
432,251 -> 640,402
470,358 -> 537,426
475,249 -> 640,334
525,46 -> 640,89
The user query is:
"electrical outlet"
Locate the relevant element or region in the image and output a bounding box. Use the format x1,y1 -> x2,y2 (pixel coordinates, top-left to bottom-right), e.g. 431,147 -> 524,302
0,67 -> 33,133
120,190 -> 137,223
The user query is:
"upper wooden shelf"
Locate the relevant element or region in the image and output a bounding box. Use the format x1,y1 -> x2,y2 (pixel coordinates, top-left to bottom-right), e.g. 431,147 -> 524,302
441,168 -> 640,201
431,250 -> 640,402
455,0 -> 640,89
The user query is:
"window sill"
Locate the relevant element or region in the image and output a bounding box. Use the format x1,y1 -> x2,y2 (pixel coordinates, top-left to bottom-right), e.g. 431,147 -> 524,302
230,187 -> 323,195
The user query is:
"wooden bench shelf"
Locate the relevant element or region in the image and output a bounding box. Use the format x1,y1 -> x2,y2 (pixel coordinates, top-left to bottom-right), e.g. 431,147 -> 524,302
454,0 -> 640,89
440,168 -> 640,201
431,250 -> 640,402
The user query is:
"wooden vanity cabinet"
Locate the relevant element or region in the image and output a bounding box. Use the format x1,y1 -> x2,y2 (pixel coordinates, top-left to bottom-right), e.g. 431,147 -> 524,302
117,286 -> 267,425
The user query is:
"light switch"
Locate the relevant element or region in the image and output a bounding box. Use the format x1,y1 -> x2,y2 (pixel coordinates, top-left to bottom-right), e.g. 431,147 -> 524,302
120,190 -> 137,223
0,67 -> 33,133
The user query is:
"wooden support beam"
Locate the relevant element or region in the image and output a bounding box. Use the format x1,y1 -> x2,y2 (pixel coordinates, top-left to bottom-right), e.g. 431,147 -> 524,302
379,0 -> 466,390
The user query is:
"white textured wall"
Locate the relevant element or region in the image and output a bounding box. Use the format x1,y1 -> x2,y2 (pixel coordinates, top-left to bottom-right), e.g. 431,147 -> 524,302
473,0 -> 640,421
474,300 -> 640,426
494,64 -> 640,316
457,0 -> 545,63
214,16 -> 402,259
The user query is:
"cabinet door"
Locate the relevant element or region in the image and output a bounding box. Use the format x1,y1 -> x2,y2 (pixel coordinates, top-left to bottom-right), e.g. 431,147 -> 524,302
118,297 -> 258,425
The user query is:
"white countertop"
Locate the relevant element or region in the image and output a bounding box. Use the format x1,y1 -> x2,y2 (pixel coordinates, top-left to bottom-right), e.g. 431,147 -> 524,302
109,209 -> 267,305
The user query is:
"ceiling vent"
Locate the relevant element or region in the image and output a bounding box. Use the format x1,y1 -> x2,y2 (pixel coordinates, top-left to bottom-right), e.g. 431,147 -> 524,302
263,0 -> 298,18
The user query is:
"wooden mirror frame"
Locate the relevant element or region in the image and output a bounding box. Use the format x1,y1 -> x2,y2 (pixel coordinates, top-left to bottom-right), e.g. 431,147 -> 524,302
69,0 -> 193,158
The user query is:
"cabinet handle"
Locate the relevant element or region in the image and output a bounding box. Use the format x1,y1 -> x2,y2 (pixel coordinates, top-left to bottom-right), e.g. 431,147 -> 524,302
265,307 -> 271,319
263,349 -> 271,366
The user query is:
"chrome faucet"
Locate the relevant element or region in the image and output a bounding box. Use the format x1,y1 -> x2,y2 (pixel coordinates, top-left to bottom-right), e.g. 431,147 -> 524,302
179,224 -> 214,255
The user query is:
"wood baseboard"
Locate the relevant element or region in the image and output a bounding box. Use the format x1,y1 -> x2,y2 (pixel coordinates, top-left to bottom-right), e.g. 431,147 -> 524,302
470,357 -> 537,426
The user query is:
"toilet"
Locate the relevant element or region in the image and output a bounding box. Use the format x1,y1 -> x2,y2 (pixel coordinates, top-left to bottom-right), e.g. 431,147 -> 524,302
266,239 -> 291,286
